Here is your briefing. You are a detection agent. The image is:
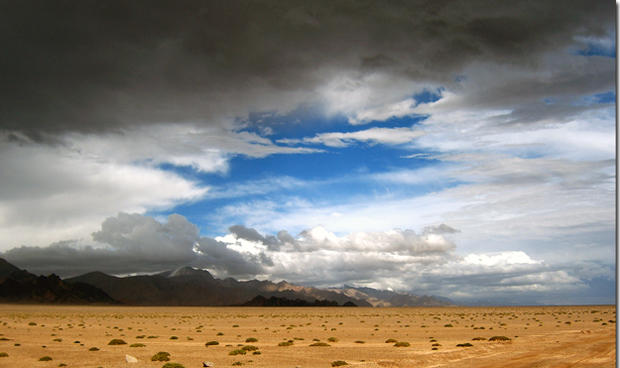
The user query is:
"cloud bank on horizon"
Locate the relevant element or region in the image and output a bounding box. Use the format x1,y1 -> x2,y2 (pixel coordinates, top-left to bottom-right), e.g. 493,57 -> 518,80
0,0 -> 615,304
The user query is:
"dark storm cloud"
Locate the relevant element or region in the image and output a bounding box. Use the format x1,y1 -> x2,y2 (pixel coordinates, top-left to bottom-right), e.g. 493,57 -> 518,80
229,225 -> 271,244
228,224 -> 288,251
430,54 -> 614,125
1,213 -> 265,277
0,0 -> 613,138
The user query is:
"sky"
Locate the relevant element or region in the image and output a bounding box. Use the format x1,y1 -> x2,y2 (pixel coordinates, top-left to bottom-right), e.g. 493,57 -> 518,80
0,0 -> 615,305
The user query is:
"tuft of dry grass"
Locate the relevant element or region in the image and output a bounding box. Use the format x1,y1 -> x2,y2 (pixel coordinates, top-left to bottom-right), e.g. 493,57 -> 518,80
489,336 -> 511,342
309,342 -> 331,347
241,345 -> 258,351
161,363 -> 185,368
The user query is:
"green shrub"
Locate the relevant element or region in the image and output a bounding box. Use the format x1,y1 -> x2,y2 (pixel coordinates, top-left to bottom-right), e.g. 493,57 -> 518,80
151,351 -> 171,361
169,336 -> 178,340
354,340 -> 365,344
130,343 -> 145,347
241,345 -> 258,351
394,341 -> 410,347
231,362 -> 243,366
229,349 -> 246,355
252,351 -> 261,355
331,361 -> 348,367
88,347 -> 99,351
385,338 -> 397,343
205,340 -> 219,346
444,324 -> 453,327
472,337 -> 486,341
0,352 -> 7,357
327,337 -> 338,342
245,337 -> 258,342
278,341 -> 293,346
107,339 -> 127,345
39,356 -> 53,361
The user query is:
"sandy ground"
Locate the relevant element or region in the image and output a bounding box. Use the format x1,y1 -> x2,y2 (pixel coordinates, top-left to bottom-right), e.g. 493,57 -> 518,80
0,304 -> 614,368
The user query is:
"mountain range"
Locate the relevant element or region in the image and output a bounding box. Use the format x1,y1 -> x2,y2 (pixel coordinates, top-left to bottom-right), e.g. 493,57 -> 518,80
0,258 -> 117,304
0,259 -> 453,307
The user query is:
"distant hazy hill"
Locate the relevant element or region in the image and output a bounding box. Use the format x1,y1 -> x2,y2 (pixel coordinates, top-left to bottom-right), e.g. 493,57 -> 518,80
328,285 -> 454,307
0,259 -> 117,304
67,266 -> 372,306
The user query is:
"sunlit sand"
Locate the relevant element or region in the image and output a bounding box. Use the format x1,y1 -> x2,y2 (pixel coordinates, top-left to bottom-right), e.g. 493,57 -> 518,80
0,305 -> 614,368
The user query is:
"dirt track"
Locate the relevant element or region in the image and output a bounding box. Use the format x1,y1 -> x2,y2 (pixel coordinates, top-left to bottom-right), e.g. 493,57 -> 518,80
0,305 -> 614,368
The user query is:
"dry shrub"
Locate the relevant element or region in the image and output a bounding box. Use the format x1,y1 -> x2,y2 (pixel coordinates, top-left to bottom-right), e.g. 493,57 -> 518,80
151,352 -> 171,361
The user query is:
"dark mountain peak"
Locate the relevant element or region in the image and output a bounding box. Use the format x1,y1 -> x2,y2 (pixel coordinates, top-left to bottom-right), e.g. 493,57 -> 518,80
70,271 -> 118,282
0,258 -> 21,279
167,266 -> 213,279
0,267 -> 118,305
42,273 -> 62,283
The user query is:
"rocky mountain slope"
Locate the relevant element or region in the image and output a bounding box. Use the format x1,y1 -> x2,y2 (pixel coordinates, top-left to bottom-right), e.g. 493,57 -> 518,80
0,259 -> 452,306
0,259 -> 117,304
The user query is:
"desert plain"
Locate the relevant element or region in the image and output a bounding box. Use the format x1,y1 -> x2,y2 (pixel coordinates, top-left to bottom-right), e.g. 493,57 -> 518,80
0,304 -> 614,368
